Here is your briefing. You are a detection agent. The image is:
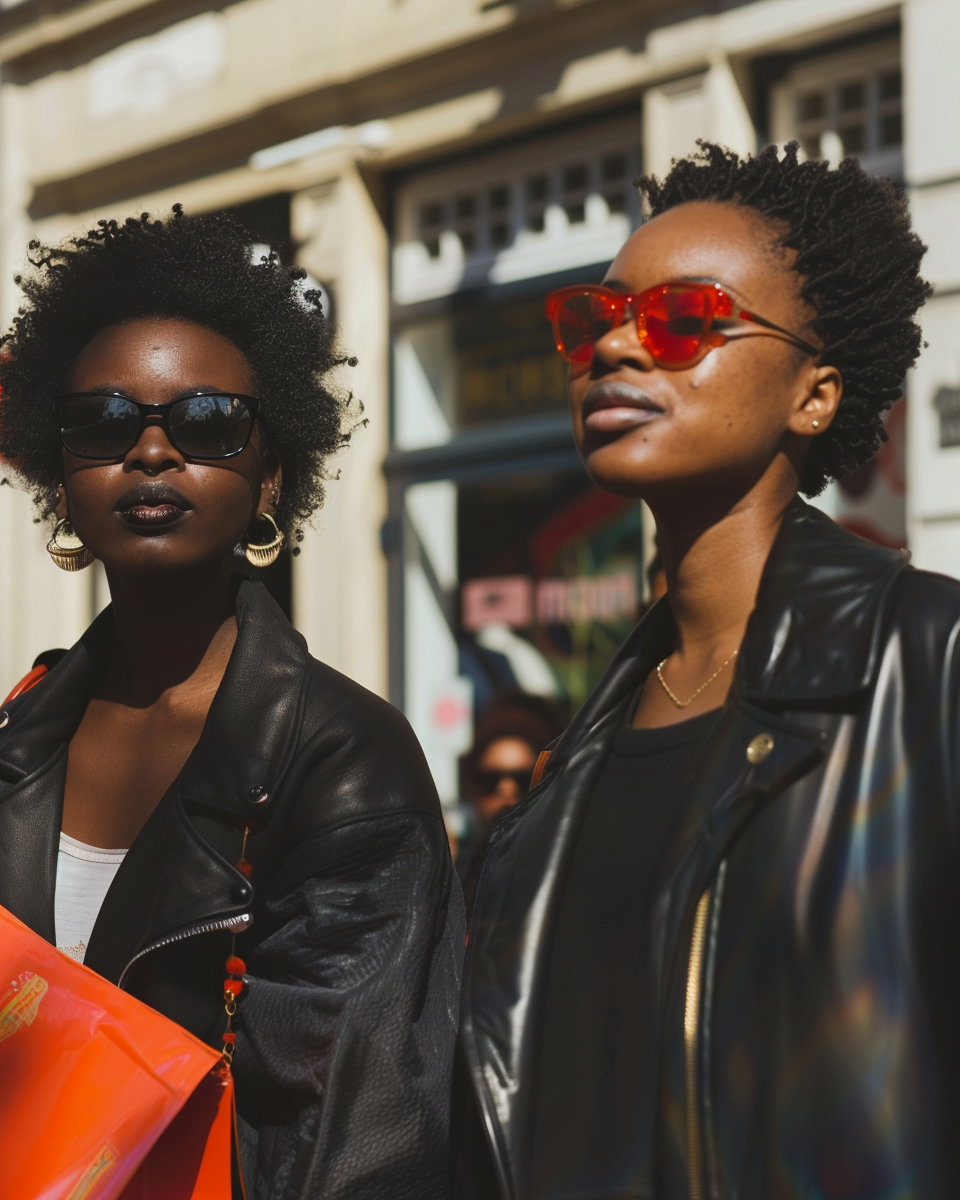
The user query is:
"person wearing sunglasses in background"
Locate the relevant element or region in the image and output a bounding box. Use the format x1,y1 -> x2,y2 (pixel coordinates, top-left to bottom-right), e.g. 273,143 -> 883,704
454,142 -> 960,1200
0,210 -> 464,1199
455,693 -> 566,921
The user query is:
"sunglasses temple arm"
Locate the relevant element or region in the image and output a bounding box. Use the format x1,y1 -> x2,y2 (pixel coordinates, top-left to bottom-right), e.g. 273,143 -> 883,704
739,310 -> 819,356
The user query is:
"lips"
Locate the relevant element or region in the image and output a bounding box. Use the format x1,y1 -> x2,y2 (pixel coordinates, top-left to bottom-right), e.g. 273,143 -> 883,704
115,482 -> 191,529
582,381 -> 664,435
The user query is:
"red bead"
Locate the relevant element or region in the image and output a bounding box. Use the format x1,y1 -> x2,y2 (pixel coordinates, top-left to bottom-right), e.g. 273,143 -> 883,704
236,818 -> 259,832
224,979 -> 244,997
236,860 -> 253,878
221,1032 -> 236,1045
225,956 -> 246,976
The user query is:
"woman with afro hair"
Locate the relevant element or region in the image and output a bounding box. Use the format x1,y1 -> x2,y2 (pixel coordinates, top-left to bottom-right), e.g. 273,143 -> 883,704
457,143 -> 960,1200
0,206 -> 463,1199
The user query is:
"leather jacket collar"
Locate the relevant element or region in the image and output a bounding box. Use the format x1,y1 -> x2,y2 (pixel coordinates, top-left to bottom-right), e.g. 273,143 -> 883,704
545,497 -> 909,775
0,580 -> 309,983
461,498 -> 911,1200
736,498 -> 909,706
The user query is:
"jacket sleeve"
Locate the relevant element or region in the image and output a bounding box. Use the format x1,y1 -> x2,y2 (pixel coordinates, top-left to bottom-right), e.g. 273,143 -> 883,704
234,807 -> 465,1200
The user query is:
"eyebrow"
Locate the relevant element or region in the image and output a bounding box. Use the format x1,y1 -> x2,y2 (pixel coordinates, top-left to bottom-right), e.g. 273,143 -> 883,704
76,384 -> 234,399
603,274 -> 755,307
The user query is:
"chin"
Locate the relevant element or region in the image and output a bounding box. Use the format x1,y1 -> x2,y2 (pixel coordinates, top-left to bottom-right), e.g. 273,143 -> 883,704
580,441 -> 657,500
101,540 -> 221,575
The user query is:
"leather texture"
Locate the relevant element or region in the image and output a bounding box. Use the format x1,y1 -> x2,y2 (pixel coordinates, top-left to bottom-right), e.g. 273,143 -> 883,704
0,580 -> 465,1200
459,498 -> 960,1200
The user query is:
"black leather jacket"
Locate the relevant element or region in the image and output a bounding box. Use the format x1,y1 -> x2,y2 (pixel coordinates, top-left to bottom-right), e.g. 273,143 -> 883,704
460,499 -> 960,1200
0,580 -> 464,1200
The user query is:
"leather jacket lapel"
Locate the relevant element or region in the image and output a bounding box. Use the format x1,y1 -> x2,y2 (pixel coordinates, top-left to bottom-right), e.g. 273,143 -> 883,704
174,581 -> 309,816
84,787 -> 251,985
652,704 -> 826,1009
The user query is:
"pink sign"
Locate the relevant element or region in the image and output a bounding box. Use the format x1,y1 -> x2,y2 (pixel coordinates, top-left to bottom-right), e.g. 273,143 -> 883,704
462,576 -> 533,632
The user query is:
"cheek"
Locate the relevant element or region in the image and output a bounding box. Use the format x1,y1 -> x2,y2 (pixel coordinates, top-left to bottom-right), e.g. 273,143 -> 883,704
675,348 -> 795,450
195,465 -> 261,515
62,461 -> 121,508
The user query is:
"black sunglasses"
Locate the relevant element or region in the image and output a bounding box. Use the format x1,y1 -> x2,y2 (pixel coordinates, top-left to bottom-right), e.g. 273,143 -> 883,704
474,768 -> 534,794
55,391 -> 261,461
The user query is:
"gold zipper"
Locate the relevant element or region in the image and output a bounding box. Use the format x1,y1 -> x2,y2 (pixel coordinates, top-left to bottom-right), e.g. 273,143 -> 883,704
684,888 -> 711,1200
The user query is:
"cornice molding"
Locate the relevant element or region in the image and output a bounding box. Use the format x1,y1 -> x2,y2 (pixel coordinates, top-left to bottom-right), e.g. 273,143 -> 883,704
26,0 -> 673,219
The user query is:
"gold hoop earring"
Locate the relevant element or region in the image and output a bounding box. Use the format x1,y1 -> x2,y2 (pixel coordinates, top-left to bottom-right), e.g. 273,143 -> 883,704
244,512 -> 284,568
46,518 -> 94,572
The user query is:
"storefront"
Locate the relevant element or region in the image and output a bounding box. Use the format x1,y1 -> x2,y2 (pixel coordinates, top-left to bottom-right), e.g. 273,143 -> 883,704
385,113 -> 649,800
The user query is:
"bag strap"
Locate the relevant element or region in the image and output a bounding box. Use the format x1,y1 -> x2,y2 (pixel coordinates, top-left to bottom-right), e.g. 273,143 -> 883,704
530,749 -> 551,789
1,650 -> 68,707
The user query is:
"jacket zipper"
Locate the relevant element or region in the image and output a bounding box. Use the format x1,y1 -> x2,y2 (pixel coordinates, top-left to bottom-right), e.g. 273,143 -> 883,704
118,912 -> 253,990
684,888 -> 711,1200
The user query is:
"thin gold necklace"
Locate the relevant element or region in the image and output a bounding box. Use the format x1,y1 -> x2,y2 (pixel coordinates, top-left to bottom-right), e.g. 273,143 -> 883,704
656,649 -> 738,709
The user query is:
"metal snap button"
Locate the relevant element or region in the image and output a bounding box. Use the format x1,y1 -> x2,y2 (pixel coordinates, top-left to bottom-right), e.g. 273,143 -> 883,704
746,732 -> 774,764
248,785 -> 269,805
0,711 -> 9,729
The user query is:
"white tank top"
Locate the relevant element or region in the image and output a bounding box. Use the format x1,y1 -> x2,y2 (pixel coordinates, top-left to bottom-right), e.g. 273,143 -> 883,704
55,831 -> 127,963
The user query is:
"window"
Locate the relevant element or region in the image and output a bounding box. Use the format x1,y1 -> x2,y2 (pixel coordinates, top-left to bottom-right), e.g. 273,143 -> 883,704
393,117 -> 643,305
770,37 -> 902,180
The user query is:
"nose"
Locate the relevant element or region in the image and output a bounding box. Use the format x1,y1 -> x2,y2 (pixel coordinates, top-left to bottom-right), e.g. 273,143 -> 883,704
124,416 -> 183,476
495,777 -> 521,804
591,307 -> 656,374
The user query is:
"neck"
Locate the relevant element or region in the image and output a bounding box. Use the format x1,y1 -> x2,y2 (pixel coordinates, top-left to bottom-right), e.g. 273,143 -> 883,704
101,561 -> 239,707
650,477 -> 795,660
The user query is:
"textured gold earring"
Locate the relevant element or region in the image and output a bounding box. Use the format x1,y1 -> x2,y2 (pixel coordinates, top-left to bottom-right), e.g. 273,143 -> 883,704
46,518 -> 94,572
244,512 -> 284,568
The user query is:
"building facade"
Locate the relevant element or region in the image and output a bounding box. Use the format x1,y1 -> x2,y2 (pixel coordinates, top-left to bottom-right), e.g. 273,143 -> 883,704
0,0 -> 955,803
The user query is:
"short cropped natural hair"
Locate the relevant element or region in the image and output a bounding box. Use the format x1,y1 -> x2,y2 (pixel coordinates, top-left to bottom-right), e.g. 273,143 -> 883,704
636,142 -> 931,495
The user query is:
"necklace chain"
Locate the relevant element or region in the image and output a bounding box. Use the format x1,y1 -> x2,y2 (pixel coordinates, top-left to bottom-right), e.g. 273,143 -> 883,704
656,649 -> 738,709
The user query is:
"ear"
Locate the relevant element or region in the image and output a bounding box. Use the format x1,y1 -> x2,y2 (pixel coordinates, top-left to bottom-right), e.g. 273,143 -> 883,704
53,486 -> 68,522
258,449 -> 282,516
787,362 -> 842,438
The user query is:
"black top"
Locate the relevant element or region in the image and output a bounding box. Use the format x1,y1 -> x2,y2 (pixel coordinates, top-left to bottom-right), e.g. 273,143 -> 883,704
530,704 -> 721,1199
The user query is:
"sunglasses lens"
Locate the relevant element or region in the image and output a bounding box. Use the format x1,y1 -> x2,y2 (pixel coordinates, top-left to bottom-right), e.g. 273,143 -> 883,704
551,290 -> 622,363
476,769 -> 533,794
59,394 -> 141,458
642,287 -> 713,364
169,394 -> 255,458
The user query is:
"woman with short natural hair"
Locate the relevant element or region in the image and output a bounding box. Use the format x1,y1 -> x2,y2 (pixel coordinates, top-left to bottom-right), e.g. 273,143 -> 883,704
457,143 -> 958,1200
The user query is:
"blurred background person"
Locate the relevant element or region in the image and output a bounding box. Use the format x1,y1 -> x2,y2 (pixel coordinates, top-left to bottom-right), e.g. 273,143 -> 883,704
456,692 -> 566,919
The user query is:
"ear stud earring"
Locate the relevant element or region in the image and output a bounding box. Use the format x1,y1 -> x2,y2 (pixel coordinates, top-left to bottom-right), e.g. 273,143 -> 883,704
812,421 -> 820,429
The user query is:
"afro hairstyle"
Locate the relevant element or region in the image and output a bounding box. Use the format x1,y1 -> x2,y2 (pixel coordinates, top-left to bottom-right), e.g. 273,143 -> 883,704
0,205 -> 355,543
635,141 -> 931,495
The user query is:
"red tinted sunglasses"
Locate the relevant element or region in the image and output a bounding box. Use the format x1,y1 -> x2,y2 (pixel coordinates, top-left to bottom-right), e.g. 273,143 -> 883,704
545,281 -> 817,369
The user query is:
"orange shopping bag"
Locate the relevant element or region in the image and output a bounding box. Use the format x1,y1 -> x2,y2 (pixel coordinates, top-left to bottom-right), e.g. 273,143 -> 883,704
0,903 -> 236,1200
